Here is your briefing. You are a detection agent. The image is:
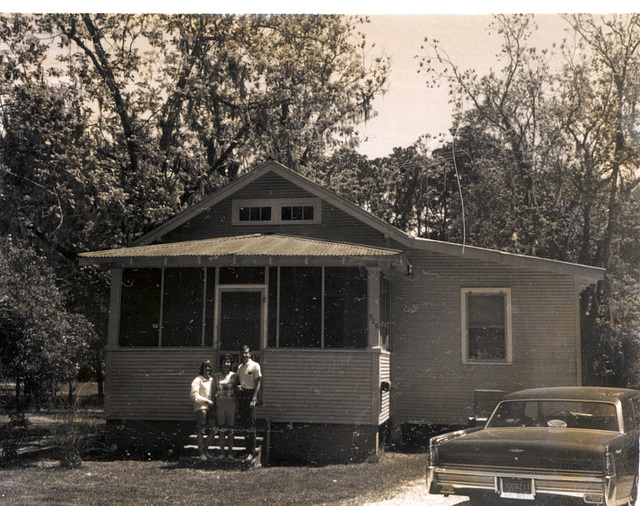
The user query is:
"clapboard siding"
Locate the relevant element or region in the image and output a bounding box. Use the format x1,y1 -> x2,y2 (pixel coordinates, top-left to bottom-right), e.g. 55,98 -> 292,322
105,347 -> 388,426
260,349 -> 386,425
162,173 -> 388,247
105,349 -> 213,420
390,250 -> 579,426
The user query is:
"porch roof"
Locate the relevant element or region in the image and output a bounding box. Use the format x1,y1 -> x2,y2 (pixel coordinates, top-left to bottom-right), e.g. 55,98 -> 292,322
78,233 -> 410,272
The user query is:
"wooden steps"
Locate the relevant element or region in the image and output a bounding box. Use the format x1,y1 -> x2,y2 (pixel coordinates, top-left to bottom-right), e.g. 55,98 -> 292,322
180,431 -> 264,470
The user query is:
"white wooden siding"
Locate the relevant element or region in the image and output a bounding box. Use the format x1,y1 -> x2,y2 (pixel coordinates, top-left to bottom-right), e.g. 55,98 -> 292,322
105,349 -> 214,420
260,349 -> 388,425
105,348 -> 389,426
390,250 -> 579,426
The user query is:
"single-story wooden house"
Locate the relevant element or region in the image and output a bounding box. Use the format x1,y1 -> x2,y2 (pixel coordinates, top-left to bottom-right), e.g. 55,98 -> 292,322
79,160 -> 605,463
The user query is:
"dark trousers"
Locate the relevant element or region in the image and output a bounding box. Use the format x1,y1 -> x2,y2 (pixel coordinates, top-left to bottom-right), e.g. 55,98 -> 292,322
237,389 -> 256,454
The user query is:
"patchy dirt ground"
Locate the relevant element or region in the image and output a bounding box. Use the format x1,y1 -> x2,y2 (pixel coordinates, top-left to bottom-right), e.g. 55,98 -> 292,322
362,479 -> 469,505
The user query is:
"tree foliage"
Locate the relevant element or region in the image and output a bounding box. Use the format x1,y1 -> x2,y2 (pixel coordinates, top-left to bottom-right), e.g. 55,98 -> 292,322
0,237 -> 95,408
0,13 -> 389,407
416,13 -> 640,386
0,13 -> 389,243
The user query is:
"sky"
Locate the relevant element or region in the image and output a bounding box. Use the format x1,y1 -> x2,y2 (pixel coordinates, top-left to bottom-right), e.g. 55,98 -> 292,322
355,14 -> 569,158
12,2 -> 629,159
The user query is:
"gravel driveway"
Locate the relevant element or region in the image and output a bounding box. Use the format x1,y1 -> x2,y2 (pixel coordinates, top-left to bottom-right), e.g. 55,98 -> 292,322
362,478 -> 469,505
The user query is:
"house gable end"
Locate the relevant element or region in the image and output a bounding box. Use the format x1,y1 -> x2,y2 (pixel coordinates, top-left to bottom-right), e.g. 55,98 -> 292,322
148,162 -> 393,248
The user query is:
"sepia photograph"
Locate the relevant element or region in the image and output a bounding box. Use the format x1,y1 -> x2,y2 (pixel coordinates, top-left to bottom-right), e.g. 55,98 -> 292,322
0,3 -> 639,504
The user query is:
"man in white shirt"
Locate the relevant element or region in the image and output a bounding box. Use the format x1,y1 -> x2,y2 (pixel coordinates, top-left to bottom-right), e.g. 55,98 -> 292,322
190,360 -> 215,461
236,345 -> 262,457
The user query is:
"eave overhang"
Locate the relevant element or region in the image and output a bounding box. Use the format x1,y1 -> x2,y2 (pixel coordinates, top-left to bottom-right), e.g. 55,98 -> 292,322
78,233 -> 411,274
406,236 -> 605,291
118,160 -> 604,291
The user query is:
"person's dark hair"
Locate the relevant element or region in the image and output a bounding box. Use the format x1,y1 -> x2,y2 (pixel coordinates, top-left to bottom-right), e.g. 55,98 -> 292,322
220,353 -> 233,366
199,360 -> 213,375
241,344 -> 251,353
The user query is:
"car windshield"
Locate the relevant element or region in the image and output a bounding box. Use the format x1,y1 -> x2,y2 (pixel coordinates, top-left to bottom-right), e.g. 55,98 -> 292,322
486,400 -> 619,431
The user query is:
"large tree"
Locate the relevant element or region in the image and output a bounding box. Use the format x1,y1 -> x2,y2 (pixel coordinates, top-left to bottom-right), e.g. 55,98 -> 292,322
0,14 -> 389,402
418,14 -> 640,386
0,13 -> 389,243
558,14 -> 640,385
0,236 -> 95,409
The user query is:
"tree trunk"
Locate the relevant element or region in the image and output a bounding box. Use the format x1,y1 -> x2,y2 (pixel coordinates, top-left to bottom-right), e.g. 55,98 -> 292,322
14,378 -> 21,412
68,379 -> 75,405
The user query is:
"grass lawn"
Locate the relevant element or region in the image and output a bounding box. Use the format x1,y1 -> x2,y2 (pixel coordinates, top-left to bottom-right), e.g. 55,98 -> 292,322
0,451 -> 427,505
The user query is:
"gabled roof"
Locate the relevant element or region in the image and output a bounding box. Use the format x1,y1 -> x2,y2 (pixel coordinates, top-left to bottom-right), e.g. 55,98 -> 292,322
85,159 -> 604,288
135,159 -> 407,246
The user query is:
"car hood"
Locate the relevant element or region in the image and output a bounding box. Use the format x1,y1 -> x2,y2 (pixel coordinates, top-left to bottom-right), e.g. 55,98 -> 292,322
436,427 -> 621,471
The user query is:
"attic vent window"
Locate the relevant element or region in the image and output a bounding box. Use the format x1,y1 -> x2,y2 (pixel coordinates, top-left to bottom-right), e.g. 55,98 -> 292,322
239,206 -> 272,222
281,205 -> 314,221
232,198 -> 321,225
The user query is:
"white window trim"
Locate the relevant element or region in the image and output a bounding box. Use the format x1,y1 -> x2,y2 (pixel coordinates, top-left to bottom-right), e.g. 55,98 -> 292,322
232,198 -> 322,225
461,287 -> 512,365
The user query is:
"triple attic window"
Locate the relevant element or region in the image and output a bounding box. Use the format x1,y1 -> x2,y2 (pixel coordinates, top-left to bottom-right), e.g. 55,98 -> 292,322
232,198 -> 321,225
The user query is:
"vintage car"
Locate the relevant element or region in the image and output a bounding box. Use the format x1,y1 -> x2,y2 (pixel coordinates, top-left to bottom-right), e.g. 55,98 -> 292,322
426,387 -> 640,505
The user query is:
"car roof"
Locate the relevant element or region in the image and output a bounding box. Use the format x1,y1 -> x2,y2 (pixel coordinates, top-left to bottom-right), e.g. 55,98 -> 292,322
503,386 -> 640,403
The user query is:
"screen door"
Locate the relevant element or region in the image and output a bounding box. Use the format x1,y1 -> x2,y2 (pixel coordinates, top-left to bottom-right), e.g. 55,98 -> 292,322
218,289 -> 263,353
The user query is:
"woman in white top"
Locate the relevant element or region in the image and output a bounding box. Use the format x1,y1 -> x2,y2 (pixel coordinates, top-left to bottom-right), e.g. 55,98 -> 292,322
190,360 -> 215,461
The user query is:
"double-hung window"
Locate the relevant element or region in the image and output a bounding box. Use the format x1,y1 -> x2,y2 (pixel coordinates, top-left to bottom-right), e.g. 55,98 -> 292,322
462,288 -> 512,364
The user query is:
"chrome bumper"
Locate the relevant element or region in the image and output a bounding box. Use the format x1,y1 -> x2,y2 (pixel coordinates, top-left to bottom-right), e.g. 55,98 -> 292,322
427,464 -> 613,504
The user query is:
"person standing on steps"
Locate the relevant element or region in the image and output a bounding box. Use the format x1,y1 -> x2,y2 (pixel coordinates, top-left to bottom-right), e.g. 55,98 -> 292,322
190,360 -> 215,461
236,344 -> 262,458
213,353 -> 238,459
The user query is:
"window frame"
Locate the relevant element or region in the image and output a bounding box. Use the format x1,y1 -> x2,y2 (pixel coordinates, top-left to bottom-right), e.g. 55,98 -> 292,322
232,198 -> 322,225
461,288 -> 512,365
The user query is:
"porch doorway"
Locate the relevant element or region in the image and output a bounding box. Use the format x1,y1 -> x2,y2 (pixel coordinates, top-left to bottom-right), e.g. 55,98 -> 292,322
217,288 -> 265,364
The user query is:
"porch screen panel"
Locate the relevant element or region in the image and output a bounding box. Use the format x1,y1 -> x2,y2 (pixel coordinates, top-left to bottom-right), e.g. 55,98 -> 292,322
219,291 -> 261,352
119,268 -> 161,347
204,268 -> 216,346
279,267 -> 321,347
380,274 -> 391,350
268,267 -> 278,348
162,268 -> 204,346
324,267 -> 368,348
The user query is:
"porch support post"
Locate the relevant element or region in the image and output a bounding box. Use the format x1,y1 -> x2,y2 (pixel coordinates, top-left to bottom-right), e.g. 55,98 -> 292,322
367,266 -> 382,349
575,286 -> 583,386
108,268 -> 123,349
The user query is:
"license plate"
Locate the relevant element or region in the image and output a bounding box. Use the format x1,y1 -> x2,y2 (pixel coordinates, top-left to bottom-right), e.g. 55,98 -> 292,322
500,477 -> 535,499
